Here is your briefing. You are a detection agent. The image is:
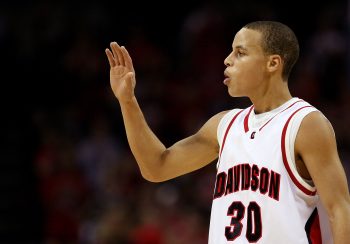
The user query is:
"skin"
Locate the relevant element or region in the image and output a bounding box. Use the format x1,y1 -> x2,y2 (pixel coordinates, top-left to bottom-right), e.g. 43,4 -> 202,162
105,27 -> 350,243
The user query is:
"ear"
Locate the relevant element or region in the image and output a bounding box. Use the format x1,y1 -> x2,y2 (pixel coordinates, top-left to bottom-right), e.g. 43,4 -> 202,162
267,55 -> 282,73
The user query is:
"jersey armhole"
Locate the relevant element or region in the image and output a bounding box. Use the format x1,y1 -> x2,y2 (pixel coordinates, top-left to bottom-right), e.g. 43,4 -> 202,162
286,108 -> 318,189
216,109 -> 242,169
217,109 -> 241,147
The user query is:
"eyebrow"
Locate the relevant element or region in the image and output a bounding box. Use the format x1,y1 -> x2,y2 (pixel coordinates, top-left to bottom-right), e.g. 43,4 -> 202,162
233,45 -> 248,51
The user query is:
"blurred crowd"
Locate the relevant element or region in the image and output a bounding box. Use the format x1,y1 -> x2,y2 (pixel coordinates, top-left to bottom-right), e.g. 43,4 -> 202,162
2,1 -> 349,243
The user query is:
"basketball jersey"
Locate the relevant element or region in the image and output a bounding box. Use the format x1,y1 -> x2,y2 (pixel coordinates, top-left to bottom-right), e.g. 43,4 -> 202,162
208,98 -> 333,244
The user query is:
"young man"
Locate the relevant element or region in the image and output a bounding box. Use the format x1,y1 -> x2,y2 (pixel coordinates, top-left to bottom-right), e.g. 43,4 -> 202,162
105,21 -> 350,243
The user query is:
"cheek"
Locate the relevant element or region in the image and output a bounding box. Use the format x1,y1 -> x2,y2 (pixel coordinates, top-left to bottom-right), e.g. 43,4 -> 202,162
232,64 -> 258,84
239,61 -> 264,82
228,63 -> 264,94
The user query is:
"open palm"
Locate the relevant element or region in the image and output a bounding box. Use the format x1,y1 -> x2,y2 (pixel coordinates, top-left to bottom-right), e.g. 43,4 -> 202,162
105,42 -> 136,102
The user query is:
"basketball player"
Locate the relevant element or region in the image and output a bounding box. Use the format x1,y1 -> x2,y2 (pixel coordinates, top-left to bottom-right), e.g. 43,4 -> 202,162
105,21 -> 350,243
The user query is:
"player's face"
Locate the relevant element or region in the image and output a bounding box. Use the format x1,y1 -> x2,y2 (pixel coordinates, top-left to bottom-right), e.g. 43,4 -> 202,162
224,28 -> 269,97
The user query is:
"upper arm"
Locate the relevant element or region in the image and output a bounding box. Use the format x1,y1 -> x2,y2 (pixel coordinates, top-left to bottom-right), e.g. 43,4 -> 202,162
295,111 -> 350,213
153,110 -> 229,182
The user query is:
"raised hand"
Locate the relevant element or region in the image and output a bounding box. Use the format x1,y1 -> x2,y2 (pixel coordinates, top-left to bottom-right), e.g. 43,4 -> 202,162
105,42 -> 136,102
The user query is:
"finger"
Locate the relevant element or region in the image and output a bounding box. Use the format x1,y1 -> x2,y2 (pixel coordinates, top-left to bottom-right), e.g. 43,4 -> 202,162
110,42 -> 120,65
121,46 -> 134,71
110,42 -> 125,66
105,48 -> 116,67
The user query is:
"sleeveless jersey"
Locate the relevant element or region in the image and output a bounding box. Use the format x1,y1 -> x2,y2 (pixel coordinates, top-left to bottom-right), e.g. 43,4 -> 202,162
208,98 -> 333,244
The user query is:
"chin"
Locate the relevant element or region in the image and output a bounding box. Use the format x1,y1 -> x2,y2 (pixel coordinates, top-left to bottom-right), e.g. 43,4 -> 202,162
228,88 -> 244,98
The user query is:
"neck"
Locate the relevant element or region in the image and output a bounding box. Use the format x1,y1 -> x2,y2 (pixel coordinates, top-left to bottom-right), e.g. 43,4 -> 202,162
249,79 -> 292,114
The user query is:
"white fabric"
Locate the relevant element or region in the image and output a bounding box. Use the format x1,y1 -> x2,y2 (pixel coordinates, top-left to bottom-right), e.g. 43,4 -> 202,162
208,98 -> 332,244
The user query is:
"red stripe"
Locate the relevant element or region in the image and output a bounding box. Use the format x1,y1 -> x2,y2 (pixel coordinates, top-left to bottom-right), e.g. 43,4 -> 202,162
219,109 -> 244,159
281,105 -> 316,196
310,213 -> 322,244
259,100 -> 303,131
244,106 -> 254,133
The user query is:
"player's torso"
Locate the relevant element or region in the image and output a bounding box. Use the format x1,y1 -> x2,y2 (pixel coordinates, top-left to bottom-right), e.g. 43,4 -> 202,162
208,98 -> 320,244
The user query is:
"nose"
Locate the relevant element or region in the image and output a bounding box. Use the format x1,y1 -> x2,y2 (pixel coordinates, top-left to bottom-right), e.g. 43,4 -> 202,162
224,54 -> 232,67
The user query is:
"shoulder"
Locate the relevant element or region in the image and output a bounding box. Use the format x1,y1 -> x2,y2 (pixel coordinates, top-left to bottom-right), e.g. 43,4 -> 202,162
196,109 -> 236,145
201,110 -> 231,132
295,110 -> 336,156
298,111 -> 333,138
211,110 -> 231,123
207,108 -> 244,130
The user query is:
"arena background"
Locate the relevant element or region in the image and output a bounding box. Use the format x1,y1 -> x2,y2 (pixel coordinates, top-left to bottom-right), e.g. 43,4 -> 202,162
2,0 -> 349,243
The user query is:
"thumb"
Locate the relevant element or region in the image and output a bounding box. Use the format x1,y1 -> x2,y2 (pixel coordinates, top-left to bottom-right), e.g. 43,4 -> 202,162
126,72 -> 134,80
125,72 -> 136,88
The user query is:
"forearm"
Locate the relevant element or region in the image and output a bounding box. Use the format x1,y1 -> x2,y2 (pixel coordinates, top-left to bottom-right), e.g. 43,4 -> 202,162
329,202 -> 350,244
119,96 -> 166,181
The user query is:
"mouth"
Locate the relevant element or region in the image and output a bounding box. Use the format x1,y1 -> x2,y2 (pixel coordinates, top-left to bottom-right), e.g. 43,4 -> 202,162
223,71 -> 230,85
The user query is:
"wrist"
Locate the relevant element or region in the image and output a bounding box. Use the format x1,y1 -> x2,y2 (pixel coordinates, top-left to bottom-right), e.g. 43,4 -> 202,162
118,95 -> 137,106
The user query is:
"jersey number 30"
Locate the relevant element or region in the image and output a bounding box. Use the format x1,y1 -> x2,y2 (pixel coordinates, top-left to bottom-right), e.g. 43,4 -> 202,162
225,201 -> 262,242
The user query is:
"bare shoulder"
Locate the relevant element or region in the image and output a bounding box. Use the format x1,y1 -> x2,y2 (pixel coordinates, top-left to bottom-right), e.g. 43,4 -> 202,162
209,110 -> 231,124
202,110 -> 231,131
195,110 -> 231,146
295,110 -> 337,158
297,111 -> 335,142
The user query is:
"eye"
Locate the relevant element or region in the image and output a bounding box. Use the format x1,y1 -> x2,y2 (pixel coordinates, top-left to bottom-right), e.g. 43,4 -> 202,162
235,50 -> 245,58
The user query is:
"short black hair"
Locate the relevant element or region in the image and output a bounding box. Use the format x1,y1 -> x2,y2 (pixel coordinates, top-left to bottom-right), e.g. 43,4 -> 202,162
244,21 -> 299,81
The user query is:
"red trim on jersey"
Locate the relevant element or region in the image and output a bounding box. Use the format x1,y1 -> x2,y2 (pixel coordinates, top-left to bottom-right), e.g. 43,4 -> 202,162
244,100 -> 303,133
305,208 -> 322,244
244,106 -> 254,133
259,100 -> 303,131
281,105 -> 317,196
219,109 -> 245,159
310,213 -> 322,244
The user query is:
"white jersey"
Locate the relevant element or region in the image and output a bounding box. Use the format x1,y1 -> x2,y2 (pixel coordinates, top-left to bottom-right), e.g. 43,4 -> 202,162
208,98 -> 333,244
